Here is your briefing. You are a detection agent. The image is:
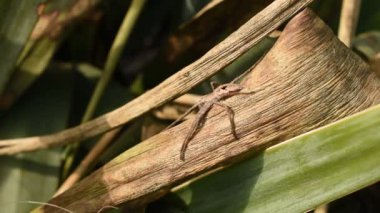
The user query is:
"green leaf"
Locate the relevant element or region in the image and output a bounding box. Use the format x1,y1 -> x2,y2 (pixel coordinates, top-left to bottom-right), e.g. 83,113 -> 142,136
0,0 -> 43,95
0,69 -> 74,212
2,39 -> 59,108
176,104 -> 380,213
0,0 -> 99,108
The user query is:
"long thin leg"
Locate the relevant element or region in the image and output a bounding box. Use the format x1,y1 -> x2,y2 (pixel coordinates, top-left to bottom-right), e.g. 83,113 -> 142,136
213,102 -> 238,139
237,91 -> 256,95
180,103 -> 213,161
237,86 -> 265,95
165,103 -> 200,130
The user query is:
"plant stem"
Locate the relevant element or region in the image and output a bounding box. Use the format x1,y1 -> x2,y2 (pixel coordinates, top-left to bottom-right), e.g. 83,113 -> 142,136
338,0 -> 361,47
60,0 -> 147,188
82,0 -> 147,122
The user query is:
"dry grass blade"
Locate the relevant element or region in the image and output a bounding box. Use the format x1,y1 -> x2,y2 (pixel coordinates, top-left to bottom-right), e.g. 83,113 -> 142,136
54,128 -> 122,196
0,0 -> 314,155
34,9 -> 380,212
338,0 -> 362,47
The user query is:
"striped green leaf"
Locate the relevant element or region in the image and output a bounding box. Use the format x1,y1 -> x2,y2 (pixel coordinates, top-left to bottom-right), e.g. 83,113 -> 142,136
176,104 -> 380,213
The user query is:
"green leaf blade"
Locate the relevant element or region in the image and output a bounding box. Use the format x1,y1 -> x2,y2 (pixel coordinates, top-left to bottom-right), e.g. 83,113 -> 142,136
177,105 -> 380,213
0,0 -> 43,94
0,69 -> 74,213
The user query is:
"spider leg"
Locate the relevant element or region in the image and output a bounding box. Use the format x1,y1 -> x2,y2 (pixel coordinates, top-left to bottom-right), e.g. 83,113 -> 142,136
165,103 -> 200,130
237,86 -> 266,95
237,91 -> 255,95
213,102 -> 238,140
180,103 -> 212,161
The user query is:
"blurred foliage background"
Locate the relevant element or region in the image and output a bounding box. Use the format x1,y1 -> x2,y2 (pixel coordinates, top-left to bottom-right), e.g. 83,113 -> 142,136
0,0 -> 380,212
